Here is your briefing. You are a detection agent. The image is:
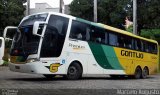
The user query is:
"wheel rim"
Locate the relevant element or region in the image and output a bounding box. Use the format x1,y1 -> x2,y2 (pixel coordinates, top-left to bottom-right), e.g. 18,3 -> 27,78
67,63 -> 82,80
68,66 -> 77,75
135,68 -> 141,79
142,68 -> 148,78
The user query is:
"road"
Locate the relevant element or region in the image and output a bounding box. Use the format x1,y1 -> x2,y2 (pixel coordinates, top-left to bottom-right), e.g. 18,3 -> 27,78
0,66 -> 160,95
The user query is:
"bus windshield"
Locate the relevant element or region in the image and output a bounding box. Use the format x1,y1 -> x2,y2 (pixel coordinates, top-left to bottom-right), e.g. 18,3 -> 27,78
10,25 -> 43,56
19,13 -> 48,27
40,15 -> 69,57
10,13 -> 48,56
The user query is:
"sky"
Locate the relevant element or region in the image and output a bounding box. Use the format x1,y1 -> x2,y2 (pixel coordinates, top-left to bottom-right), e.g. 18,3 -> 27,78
30,0 -> 73,8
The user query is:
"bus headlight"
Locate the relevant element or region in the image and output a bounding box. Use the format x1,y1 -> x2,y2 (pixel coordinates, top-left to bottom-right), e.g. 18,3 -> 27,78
26,58 -> 39,63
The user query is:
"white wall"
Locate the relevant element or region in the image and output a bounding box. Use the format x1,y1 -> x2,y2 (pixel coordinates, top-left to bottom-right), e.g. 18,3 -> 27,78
29,3 -> 62,15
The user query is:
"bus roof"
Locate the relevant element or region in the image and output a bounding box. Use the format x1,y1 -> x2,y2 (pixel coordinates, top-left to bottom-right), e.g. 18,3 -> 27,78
98,23 -> 158,44
75,17 -> 158,44
26,12 -> 157,44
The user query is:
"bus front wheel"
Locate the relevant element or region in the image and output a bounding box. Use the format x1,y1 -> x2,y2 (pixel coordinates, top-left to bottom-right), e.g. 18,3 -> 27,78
67,63 -> 82,80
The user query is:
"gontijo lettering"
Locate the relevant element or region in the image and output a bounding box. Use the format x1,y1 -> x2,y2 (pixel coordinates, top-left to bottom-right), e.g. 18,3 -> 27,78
121,50 -> 143,59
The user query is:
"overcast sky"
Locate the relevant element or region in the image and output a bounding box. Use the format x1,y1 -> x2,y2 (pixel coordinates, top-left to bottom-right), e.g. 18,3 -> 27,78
30,0 -> 73,8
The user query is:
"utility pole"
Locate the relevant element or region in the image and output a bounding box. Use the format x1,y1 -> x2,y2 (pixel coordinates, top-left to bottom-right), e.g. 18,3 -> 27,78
133,0 -> 137,35
94,0 -> 97,23
26,0 -> 30,15
59,0 -> 63,13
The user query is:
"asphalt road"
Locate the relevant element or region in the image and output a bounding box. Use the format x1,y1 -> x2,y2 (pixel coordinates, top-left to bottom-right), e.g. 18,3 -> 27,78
0,66 -> 160,95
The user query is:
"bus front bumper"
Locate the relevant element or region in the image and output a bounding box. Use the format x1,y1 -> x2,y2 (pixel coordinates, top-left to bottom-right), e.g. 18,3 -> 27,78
9,62 -> 53,74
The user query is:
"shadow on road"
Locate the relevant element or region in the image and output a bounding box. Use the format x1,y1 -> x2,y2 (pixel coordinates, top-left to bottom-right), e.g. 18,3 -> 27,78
8,75 -> 156,82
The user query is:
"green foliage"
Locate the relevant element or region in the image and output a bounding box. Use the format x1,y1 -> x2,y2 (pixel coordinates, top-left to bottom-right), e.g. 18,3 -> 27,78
0,0 -> 26,36
126,25 -> 133,33
69,0 -> 160,35
136,0 -> 160,29
140,29 -> 160,42
69,0 -> 93,21
69,0 -> 130,29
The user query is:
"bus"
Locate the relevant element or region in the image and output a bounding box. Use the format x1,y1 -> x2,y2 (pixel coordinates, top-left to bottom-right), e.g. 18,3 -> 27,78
3,12 -> 159,79
0,37 -> 4,65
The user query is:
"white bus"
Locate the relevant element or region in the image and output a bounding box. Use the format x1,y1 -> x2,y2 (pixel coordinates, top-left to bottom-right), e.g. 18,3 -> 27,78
0,37 -> 4,65
4,12 -> 158,79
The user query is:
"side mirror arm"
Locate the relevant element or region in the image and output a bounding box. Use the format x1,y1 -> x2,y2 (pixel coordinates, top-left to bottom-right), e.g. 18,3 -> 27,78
3,26 -> 18,39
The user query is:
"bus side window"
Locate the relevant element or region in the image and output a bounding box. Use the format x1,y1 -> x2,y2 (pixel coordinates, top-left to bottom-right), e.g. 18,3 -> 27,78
86,27 -> 91,41
109,33 -> 118,46
124,36 -> 132,49
96,27 -> 105,44
143,41 -> 149,52
69,20 -> 88,40
149,43 -> 157,54
104,32 -> 108,44
96,37 -> 101,43
135,39 -> 142,51
118,35 -> 125,48
76,33 -> 82,39
90,26 -> 105,44
153,44 -> 158,54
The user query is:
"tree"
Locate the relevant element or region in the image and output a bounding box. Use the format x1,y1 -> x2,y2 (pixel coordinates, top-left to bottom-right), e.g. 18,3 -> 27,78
0,0 -> 26,36
137,0 -> 160,32
69,0 -> 131,29
125,0 -> 160,35
69,0 -> 160,35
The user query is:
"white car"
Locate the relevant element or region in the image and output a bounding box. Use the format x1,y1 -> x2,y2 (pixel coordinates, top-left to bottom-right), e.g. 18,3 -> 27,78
0,37 -> 4,65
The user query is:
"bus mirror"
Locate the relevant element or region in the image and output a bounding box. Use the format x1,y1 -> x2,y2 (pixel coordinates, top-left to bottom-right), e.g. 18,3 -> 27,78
33,21 -> 47,37
3,26 -> 18,40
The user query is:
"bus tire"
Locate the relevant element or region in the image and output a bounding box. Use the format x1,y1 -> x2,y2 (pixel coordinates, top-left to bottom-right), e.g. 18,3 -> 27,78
43,74 -> 56,79
67,62 -> 82,80
142,67 -> 149,79
134,66 -> 142,79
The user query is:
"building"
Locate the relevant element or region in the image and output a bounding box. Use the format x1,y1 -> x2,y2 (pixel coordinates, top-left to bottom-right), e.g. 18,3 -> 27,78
28,3 -> 70,15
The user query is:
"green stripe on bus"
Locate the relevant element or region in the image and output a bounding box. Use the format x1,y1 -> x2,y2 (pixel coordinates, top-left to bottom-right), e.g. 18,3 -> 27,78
88,42 -> 113,69
88,42 -> 123,70
76,18 -> 92,25
101,45 -> 124,70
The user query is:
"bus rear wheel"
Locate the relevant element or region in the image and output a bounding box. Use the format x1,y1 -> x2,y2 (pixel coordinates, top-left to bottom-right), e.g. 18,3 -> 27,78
134,67 -> 142,79
142,67 -> 149,79
67,63 -> 82,80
